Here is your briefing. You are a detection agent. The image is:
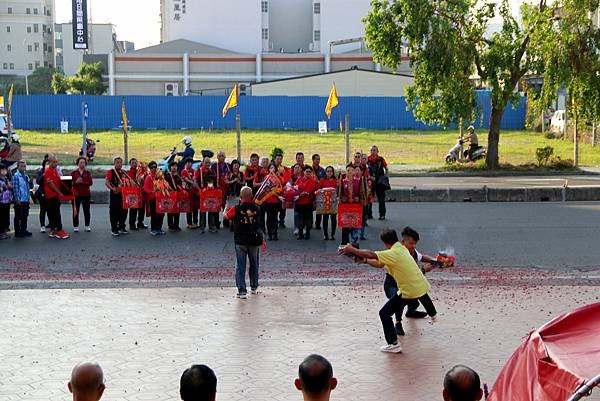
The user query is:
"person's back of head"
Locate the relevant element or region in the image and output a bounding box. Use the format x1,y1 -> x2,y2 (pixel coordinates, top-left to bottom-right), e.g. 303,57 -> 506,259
180,364 -> 217,401
443,365 -> 483,401
68,362 -> 105,401
295,354 -> 337,400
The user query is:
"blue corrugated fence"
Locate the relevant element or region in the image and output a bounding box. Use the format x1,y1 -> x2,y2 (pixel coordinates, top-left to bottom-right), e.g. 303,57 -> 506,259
11,91 -> 526,131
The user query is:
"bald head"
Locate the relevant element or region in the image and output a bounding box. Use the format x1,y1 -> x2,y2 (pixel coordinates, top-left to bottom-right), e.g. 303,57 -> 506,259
68,362 -> 105,401
295,354 -> 337,399
443,365 -> 483,401
240,186 -> 253,201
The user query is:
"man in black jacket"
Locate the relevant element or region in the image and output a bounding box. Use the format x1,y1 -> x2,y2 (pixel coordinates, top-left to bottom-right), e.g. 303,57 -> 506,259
224,186 -> 263,299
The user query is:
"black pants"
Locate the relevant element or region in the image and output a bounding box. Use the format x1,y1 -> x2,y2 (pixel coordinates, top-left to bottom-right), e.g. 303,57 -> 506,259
109,194 -> 127,232
295,203 -> 313,237
0,203 -> 10,231
375,185 -> 387,217
186,199 -> 199,226
383,274 -> 420,322
279,207 -> 286,225
149,199 -> 164,231
73,196 -> 91,227
315,213 -> 322,228
167,213 -> 180,229
321,214 -> 336,237
38,197 -> 48,227
341,228 -> 352,245
258,204 -> 267,234
46,197 -> 62,231
264,202 -> 280,237
199,212 -> 219,230
379,292 -> 437,344
129,202 -> 146,228
13,203 -> 29,234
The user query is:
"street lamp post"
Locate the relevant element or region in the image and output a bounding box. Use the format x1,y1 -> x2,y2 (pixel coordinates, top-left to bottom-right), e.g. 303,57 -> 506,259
22,38 -> 29,95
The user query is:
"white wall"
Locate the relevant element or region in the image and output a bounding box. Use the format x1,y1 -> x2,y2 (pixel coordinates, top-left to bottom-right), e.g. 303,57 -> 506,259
59,23 -> 115,76
319,0 -> 371,54
269,0 -> 313,52
161,0 -> 262,54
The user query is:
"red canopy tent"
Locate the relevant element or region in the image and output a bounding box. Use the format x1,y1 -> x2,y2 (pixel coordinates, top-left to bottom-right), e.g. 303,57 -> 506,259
488,302 -> 600,401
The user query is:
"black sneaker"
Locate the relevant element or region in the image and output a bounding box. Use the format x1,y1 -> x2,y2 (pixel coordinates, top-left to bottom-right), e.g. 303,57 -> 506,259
119,229 -> 129,235
138,223 -> 148,229
111,231 -> 120,237
395,322 -> 405,336
130,225 -> 139,231
279,222 -> 286,228
405,310 -> 428,319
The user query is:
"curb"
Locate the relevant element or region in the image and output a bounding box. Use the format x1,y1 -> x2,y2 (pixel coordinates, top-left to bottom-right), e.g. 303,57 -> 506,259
83,186 -> 600,204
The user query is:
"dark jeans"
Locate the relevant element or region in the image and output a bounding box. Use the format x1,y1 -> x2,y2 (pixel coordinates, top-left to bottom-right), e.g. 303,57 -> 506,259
149,199 -> 164,231
315,213 -> 322,228
199,212 -> 219,230
186,200 -> 199,226
341,228 -> 351,245
321,214 -> 336,237
129,202 -> 146,228
0,203 -> 10,231
109,194 -> 127,232
39,197 -> 48,227
383,274 -> 419,322
45,196 -> 62,231
379,292 -> 437,344
375,185 -> 387,217
167,213 -> 180,229
264,202 -> 280,237
295,203 -> 313,237
73,196 -> 91,227
13,202 -> 29,234
279,207 -> 286,225
235,244 -> 259,293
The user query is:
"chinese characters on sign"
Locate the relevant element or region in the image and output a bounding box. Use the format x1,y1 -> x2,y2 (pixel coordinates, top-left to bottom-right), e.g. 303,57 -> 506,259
71,0 -> 88,49
173,0 -> 186,21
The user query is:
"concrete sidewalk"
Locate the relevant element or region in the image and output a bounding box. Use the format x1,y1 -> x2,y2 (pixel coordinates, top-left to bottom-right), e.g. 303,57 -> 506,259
0,285 -> 597,401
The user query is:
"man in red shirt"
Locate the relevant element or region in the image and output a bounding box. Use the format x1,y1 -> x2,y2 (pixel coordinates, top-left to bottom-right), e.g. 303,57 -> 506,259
44,154 -> 69,239
294,166 -> 318,240
127,158 -> 147,231
274,153 -> 291,228
244,153 -> 262,194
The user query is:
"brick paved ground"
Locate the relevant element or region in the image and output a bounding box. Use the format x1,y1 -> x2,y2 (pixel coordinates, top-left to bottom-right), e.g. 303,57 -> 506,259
1,284 -> 599,401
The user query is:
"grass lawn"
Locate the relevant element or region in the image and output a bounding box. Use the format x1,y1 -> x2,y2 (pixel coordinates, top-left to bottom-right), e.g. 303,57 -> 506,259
17,129 -> 600,168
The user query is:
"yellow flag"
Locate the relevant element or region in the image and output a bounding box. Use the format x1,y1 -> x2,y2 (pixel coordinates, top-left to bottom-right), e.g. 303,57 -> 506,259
222,84 -> 238,118
325,83 -> 339,119
8,83 -> 14,112
121,98 -> 128,132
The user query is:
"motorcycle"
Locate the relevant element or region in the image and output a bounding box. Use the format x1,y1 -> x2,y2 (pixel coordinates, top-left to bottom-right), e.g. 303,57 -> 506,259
445,137 -> 487,163
80,138 -> 99,162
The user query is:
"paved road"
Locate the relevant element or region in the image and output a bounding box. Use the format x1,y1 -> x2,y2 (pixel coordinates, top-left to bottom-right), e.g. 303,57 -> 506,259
1,202 -> 599,288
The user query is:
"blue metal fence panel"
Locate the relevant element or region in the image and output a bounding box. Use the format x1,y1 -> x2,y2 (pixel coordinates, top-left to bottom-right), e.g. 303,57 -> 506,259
11,91 -> 526,130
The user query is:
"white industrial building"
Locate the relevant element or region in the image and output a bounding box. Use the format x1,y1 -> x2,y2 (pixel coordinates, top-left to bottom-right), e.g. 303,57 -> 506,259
0,0 -> 56,75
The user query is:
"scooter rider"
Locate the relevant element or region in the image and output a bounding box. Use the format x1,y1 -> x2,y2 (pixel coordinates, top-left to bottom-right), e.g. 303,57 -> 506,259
176,136 -> 195,169
464,125 -> 479,161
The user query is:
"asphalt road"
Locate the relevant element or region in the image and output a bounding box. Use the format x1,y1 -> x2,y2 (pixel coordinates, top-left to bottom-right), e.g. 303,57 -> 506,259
0,202 -> 599,289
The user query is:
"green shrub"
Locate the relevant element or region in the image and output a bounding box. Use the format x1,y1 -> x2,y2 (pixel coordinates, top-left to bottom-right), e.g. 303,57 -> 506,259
536,146 -> 554,167
270,147 -> 284,161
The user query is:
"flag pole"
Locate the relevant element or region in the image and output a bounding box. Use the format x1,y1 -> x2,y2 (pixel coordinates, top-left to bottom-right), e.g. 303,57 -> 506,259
122,97 -> 129,162
235,82 -> 241,162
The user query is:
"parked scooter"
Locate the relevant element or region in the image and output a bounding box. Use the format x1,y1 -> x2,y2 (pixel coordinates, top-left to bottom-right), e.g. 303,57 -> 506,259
445,137 -> 464,163
79,138 -> 99,162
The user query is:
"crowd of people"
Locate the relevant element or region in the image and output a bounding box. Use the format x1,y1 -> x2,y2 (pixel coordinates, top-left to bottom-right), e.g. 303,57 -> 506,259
67,358 -> 484,401
0,137 -> 391,243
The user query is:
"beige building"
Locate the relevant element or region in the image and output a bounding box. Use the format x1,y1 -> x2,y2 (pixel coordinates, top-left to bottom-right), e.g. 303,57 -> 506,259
0,0 -> 55,76
109,39 -> 411,96
251,68 -> 414,97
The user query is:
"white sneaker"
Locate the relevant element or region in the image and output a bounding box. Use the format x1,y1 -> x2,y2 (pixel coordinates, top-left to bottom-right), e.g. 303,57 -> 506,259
40,226 -> 46,233
85,226 -> 91,232
73,227 -> 79,232
236,293 -> 247,299
380,343 -> 402,353
429,315 -> 438,324
251,288 -> 260,295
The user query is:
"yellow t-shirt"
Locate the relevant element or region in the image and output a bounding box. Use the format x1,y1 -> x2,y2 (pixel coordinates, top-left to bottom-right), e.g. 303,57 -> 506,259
375,242 -> 431,298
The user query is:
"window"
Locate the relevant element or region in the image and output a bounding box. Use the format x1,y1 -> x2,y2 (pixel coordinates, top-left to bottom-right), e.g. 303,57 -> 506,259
10,63 -> 14,70
44,61 -> 48,67
43,43 -> 47,52
47,27 -> 52,34
261,28 -> 268,40
7,7 -> 12,14
7,44 -> 11,52
34,24 -> 39,33
6,26 -> 10,33
34,42 -> 39,51
313,30 -> 320,41
35,61 -> 40,69
314,3 -> 320,14
26,8 -> 31,14
27,26 -> 31,33
48,45 -> 53,52
55,31 -> 62,40
2,63 -> 7,70
28,45 -> 32,52
261,1 -> 268,12
33,8 -> 38,14
28,63 -> 33,70
49,63 -> 53,68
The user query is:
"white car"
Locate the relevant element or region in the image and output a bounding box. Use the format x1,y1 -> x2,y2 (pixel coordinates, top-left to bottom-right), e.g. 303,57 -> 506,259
550,110 -> 566,133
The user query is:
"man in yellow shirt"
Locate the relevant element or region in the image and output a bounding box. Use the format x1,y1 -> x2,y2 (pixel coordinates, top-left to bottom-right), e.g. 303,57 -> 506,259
339,228 -> 437,353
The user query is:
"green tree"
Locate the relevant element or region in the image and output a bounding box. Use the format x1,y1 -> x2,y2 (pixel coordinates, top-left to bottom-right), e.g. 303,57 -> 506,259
28,67 -> 58,94
364,0 -> 548,169
51,62 -> 106,95
527,0 -> 600,166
